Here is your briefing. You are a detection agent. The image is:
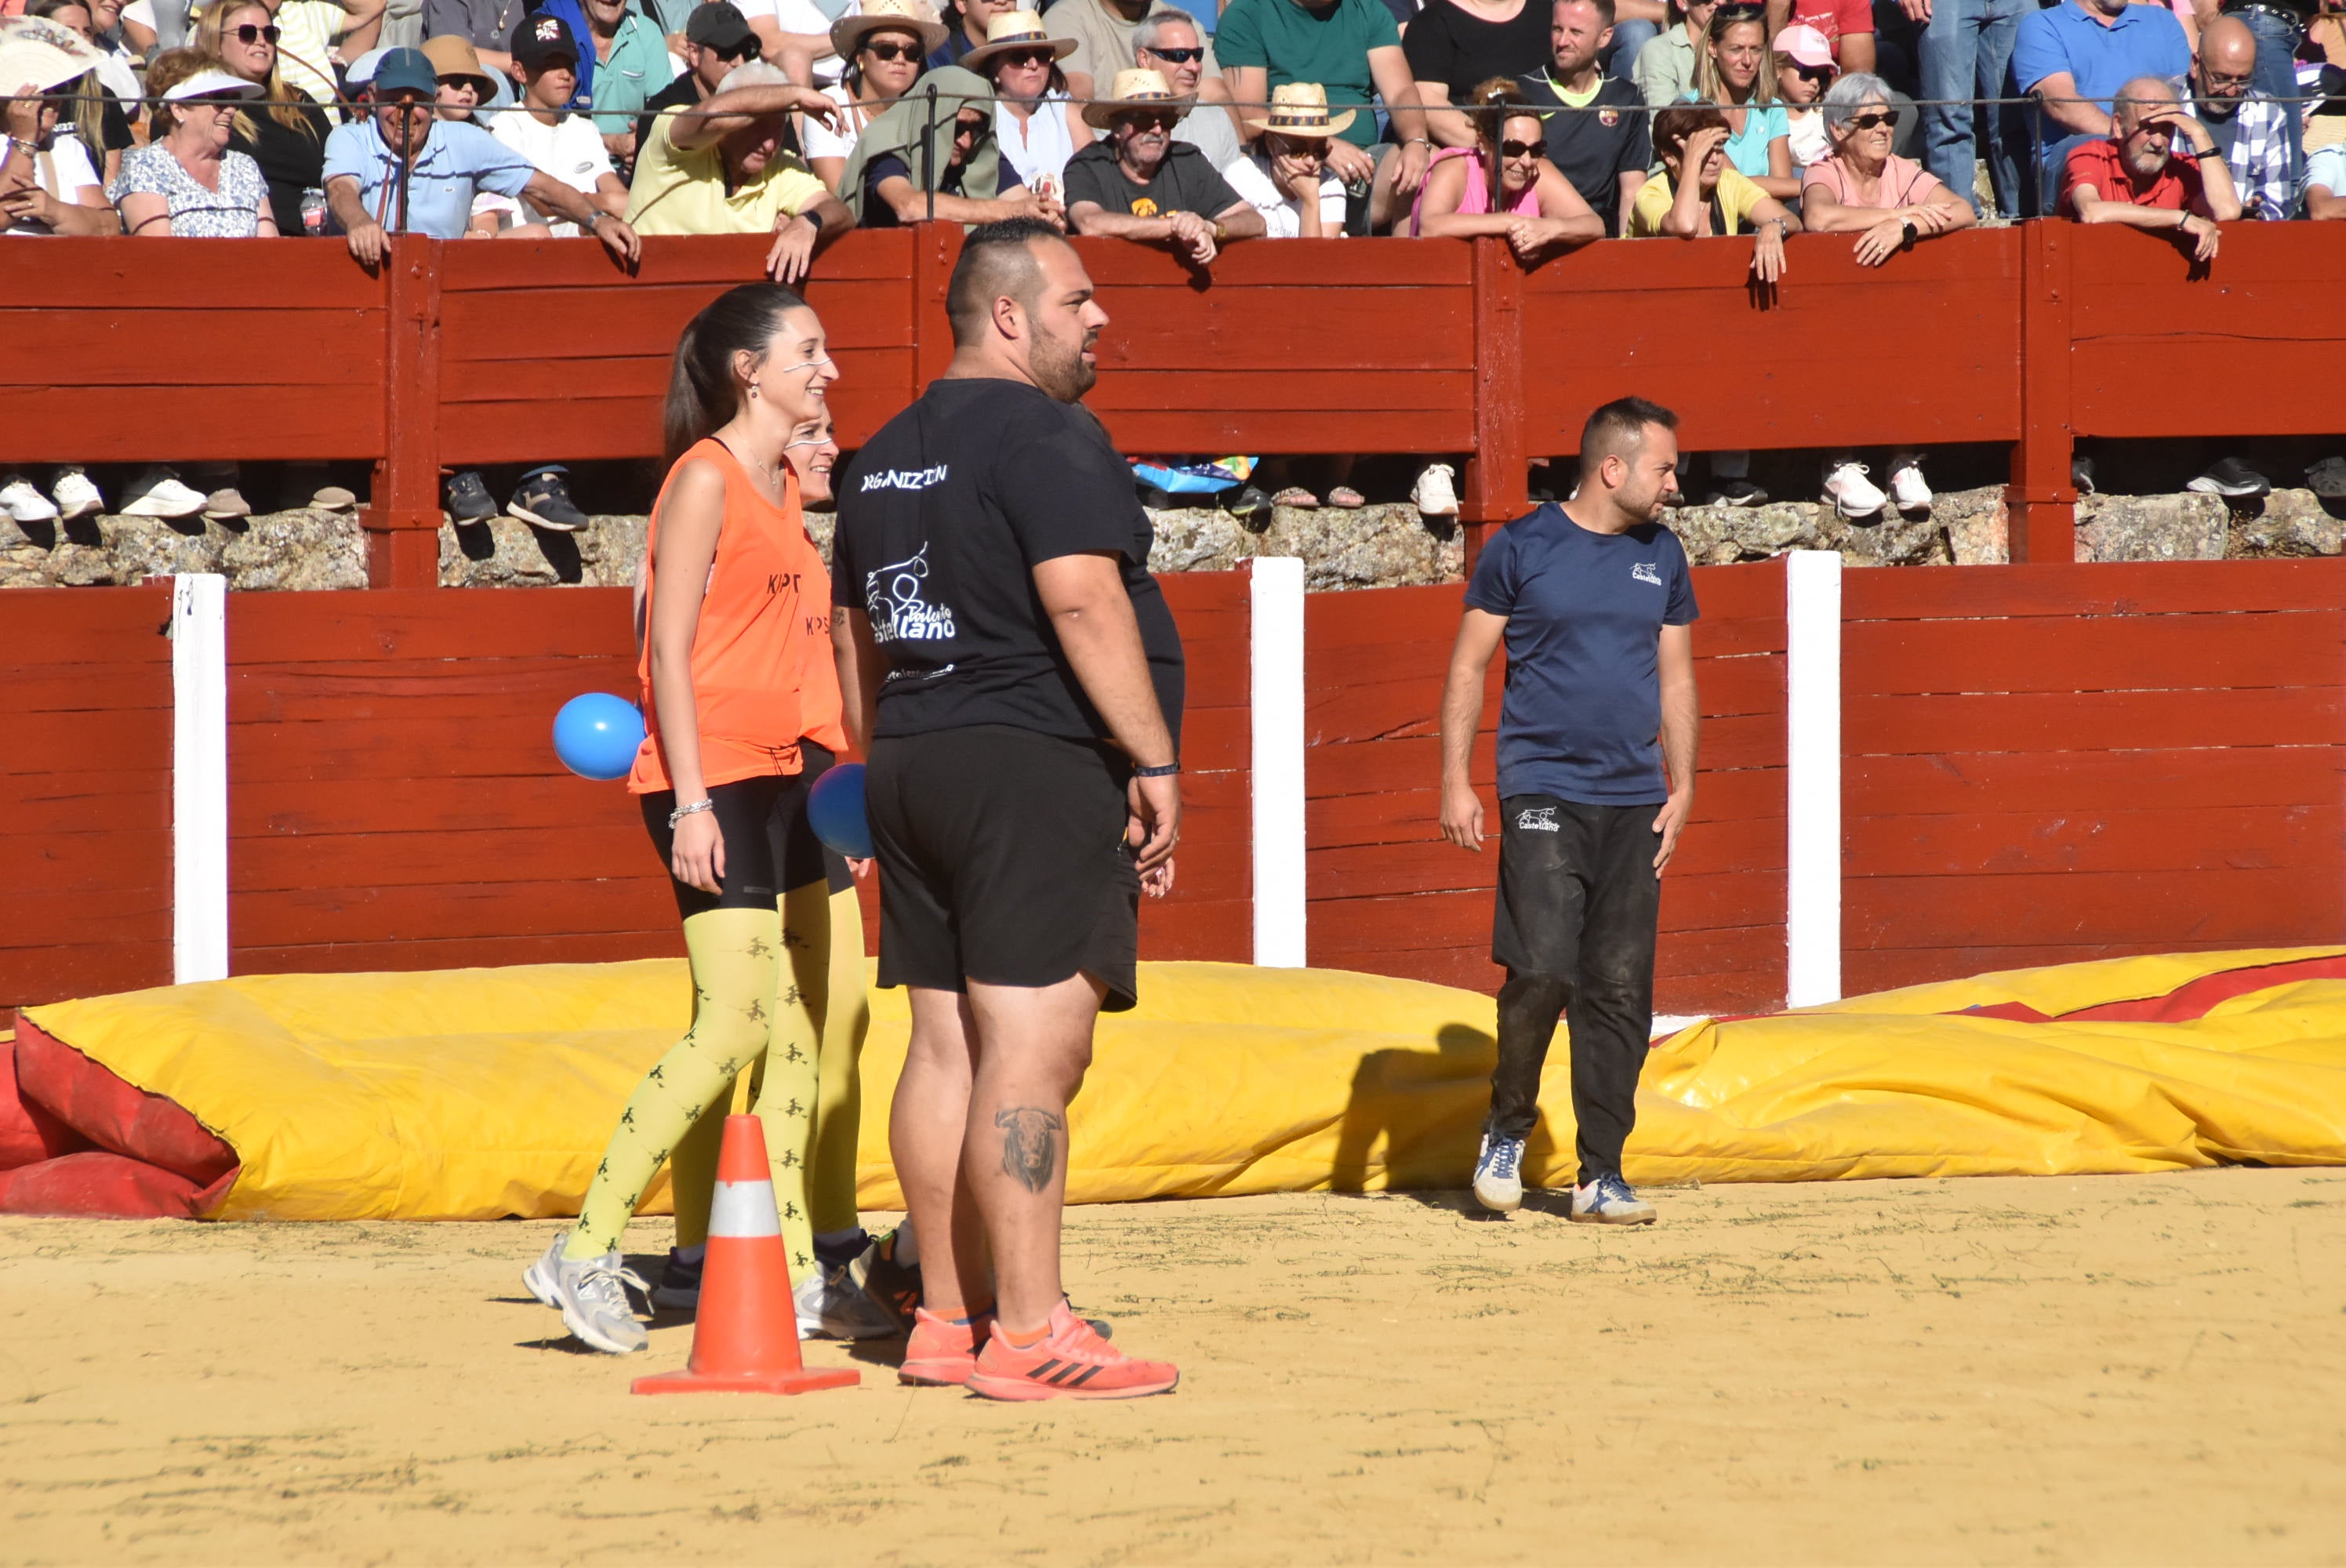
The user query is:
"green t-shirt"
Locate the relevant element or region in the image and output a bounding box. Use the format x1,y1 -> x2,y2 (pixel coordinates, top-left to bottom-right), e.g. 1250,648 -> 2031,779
1212,0 -> 1400,151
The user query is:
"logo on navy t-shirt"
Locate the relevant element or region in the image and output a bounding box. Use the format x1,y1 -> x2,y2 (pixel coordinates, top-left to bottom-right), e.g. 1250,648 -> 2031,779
1631,561 -> 1662,586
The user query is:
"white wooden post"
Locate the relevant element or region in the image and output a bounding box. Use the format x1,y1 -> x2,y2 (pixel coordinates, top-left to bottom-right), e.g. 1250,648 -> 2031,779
1248,557 -> 1306,967
1784,550 -> 1843,1007
172,574 -> 229,984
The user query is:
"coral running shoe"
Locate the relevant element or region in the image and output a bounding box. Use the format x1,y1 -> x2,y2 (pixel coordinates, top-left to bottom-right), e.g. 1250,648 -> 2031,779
900,1305 -> 993,1387
968,1302 -> 1178,1402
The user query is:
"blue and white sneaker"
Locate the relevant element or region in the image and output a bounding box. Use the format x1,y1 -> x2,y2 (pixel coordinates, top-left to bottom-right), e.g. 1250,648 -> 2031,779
1570,1171 -> 1657,1225
1472,1132 -> 1526,1214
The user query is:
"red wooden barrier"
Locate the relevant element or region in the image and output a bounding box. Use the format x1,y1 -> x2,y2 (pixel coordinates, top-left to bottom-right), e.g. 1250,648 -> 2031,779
1301,561 -> 1789,1014
0,586 -> 175,1007
1840,558 -> 2346,993
10,225 -> 2345,585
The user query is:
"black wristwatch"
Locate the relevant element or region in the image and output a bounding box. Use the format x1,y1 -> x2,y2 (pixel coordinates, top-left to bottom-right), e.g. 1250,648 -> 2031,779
1900,217 -> 1919,245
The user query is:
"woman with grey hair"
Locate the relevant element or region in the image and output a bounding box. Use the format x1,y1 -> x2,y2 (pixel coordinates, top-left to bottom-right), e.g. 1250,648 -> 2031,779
1800,71 -> 1973,518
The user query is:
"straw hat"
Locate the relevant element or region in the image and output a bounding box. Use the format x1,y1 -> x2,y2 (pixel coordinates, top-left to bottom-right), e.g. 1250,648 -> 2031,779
830,0 -> 949,63
961,10 -> 1077,71
1241,82 -> 1356,140
1081,66 -> 1193,130
421,32 -> 496,95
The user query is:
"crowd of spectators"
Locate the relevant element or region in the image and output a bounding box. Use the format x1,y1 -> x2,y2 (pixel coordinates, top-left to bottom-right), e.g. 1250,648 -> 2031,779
3,0 -> 2345,524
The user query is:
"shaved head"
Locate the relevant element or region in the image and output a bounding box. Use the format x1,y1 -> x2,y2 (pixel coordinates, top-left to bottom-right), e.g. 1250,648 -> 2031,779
946,219 -> 1066,346
2199,15 -> 2256,74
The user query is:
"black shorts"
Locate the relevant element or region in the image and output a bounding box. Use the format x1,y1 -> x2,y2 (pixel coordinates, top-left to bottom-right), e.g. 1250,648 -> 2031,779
641,740 -> 852,920
865,724 -> 1140,1012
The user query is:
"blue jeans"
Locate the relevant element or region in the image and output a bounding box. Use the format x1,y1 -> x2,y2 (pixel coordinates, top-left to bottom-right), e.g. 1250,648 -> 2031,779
2233,5 -> 2304,197
1603,17 -> 1660,85
1920,0 -> 2028,217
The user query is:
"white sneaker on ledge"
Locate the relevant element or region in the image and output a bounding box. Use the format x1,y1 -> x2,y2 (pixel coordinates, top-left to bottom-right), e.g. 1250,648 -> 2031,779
51,467 -> 104,520
1411,462 -> 1458,517
1822,459 -> 1885,519
2,474 -> 60,524
1887,454 -> 1933,514
119,466 -> 208,521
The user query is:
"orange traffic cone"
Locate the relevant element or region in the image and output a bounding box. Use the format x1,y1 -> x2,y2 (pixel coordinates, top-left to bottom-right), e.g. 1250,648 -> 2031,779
633,1114 -> 860,1396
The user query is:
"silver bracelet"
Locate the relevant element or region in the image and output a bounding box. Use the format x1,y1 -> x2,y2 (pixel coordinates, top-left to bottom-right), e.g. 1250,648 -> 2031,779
668,797 -> 715,829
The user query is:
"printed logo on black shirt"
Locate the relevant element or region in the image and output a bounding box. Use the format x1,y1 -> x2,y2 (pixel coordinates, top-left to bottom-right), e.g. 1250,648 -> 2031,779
859,463 -> 951,492
865,544 -> 957,642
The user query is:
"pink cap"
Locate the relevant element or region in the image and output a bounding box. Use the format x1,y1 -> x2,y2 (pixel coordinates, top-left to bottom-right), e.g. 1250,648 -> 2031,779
1774,23 -> 1835,71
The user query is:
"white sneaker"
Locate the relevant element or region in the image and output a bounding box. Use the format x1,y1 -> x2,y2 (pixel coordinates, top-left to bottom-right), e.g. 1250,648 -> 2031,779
52,467 -> 104,520
118,466 -> 207,521
794,1259 -> 900,1340
1887,454 -> 1933,514
2,474 -> 60,524
1411,462 -> 1459,517
1821,459 -> 1885,519
202,488 -> 252,521
1569,1172 -> 1657,1225
525,1232 -> 649,1354
1471,1131 -> 1526,1214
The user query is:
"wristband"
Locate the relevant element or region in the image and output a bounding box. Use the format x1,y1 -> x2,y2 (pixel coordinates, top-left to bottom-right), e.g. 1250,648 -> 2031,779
668,797 -> 715,828
1132,761 -> 1180,778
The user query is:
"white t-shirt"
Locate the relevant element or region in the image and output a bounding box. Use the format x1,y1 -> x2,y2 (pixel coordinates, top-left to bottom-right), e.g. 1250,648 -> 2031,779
1222,149 -> 1346,238
492,109 -> 614,236
0,132 -> 102,236
802,82 -> 863,165
732,0 -> 844,84
1787,107 -> 1830,169
2307,144 -> 2346,201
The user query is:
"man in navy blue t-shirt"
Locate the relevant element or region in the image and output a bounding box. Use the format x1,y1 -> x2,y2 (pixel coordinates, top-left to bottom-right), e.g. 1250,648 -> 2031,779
1437,395 -> 1700,1225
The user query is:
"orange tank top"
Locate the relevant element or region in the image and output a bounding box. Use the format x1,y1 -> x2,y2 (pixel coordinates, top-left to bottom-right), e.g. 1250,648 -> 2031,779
626,438 -> 830,794
795,526 -> 849,757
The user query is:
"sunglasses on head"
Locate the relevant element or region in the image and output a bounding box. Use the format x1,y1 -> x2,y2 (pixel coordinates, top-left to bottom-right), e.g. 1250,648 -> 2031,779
232,22 -> 281,42
1712,2 -> 1764,16
1850,107 -> 1898,129
862,39 -> 920,61
1142,45 -> 1203,62
1498,137 -> 1542,158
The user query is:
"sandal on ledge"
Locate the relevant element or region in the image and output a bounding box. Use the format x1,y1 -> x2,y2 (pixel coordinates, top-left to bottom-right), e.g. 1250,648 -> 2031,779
1270,486 -> 1319,508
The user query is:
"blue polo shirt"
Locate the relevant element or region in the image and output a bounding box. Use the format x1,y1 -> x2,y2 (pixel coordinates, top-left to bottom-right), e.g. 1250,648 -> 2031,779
1463,505 -> 1699,808
2010,1 -> 2189,186
321,118 -> 537,238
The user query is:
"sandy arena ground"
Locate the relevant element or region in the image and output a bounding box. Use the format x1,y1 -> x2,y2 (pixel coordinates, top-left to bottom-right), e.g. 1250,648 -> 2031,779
4,1170 -> 2344,1567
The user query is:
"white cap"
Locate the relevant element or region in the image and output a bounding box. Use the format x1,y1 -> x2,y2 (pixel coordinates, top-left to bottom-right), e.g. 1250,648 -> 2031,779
162,68 -> 267,102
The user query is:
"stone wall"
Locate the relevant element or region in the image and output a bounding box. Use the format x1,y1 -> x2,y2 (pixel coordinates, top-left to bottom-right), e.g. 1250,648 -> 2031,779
5,488 -> 2337,591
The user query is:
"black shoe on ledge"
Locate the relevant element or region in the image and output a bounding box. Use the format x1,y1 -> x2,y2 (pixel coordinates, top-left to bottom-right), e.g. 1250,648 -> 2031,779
445,470 -> 497,525
509,468 -> 587,532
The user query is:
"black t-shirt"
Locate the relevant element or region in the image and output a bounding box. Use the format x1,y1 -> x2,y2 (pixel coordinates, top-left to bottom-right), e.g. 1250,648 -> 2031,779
833,377 -> 1186,748
230,103 -> 332,236
859,152 -> 968,230
1062,138 -> 1240,221
1404,0 -> 1550,99
1518,71 -> 1649,237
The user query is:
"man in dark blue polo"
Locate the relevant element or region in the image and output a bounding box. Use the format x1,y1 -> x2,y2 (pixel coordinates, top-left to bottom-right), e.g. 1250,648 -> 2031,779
1436,396 -> 1700,1225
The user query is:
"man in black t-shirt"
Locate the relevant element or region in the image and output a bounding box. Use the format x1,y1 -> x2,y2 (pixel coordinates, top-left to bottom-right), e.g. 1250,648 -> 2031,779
1064,67 -> 1263,267
1518,0 -> 1650,238
830,218 -> 1186,1403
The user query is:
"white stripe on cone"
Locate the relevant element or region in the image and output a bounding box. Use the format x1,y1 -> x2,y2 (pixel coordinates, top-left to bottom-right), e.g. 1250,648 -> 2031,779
710,1178 -> 782,1239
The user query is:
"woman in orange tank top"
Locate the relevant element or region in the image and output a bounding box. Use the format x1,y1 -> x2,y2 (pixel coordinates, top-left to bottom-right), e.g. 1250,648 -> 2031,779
523,285 -> 892,1356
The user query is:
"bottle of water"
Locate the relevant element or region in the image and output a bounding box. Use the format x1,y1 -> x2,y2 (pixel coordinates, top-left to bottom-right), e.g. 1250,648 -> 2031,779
300,187 -> 327,235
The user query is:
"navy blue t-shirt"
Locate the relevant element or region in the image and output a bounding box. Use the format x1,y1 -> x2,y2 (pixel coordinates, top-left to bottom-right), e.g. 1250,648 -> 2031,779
1462,505 -> 1699,807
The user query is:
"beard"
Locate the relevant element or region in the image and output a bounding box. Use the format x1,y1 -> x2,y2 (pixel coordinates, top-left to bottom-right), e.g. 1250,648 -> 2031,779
1029,318 -> 1098,402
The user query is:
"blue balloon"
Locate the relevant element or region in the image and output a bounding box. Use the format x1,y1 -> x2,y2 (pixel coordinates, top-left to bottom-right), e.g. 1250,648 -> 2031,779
807,763 -> 872,859
553,693 -> 645,782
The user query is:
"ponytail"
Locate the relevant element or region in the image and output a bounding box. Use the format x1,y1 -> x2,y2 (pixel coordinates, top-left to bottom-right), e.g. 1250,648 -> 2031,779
661,282 -> 815,466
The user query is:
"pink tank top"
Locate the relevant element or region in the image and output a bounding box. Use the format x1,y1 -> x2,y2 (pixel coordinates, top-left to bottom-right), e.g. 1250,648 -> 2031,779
1409,145 -> 1541,236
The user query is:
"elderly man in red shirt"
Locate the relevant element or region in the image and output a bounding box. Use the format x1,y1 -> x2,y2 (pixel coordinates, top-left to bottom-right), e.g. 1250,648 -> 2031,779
2060,74 -> 2239,261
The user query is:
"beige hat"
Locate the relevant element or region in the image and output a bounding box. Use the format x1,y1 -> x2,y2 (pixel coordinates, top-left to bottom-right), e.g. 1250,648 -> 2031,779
961,11 -> 1077,71
830,0 -> 949,63
1241,82 -> 1356,140
421,32 -> 495,93
1081,66 -> 1193,130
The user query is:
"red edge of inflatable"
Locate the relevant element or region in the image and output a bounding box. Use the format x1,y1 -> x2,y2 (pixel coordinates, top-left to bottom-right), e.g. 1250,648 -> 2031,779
1950,954 -> 2346,1027
0,1018 -> 241,1219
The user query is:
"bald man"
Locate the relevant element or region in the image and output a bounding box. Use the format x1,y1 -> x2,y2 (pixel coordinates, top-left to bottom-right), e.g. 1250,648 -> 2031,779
2188,16 -> 2297,219
2062,76 -> 2241,262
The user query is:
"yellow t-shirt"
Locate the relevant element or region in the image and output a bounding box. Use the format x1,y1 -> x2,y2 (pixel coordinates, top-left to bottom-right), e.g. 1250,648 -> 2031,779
624,109 -> 830,236
1627,164 -> 1770,238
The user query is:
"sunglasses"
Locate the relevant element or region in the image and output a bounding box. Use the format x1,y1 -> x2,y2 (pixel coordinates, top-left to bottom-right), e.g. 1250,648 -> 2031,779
1498,137 -> 1542,158
1120,108 -> 1180,129
953,114 -> 991,140
716,38 -> 761,60
862,39 -> 921,61
1849,107 -> 1899,129
1790,63 -> 1832,81
1142,45 -> 1204,62
1712,2 -> 1765,16
997,46 -> 1056,66
232,22 -> 281,42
